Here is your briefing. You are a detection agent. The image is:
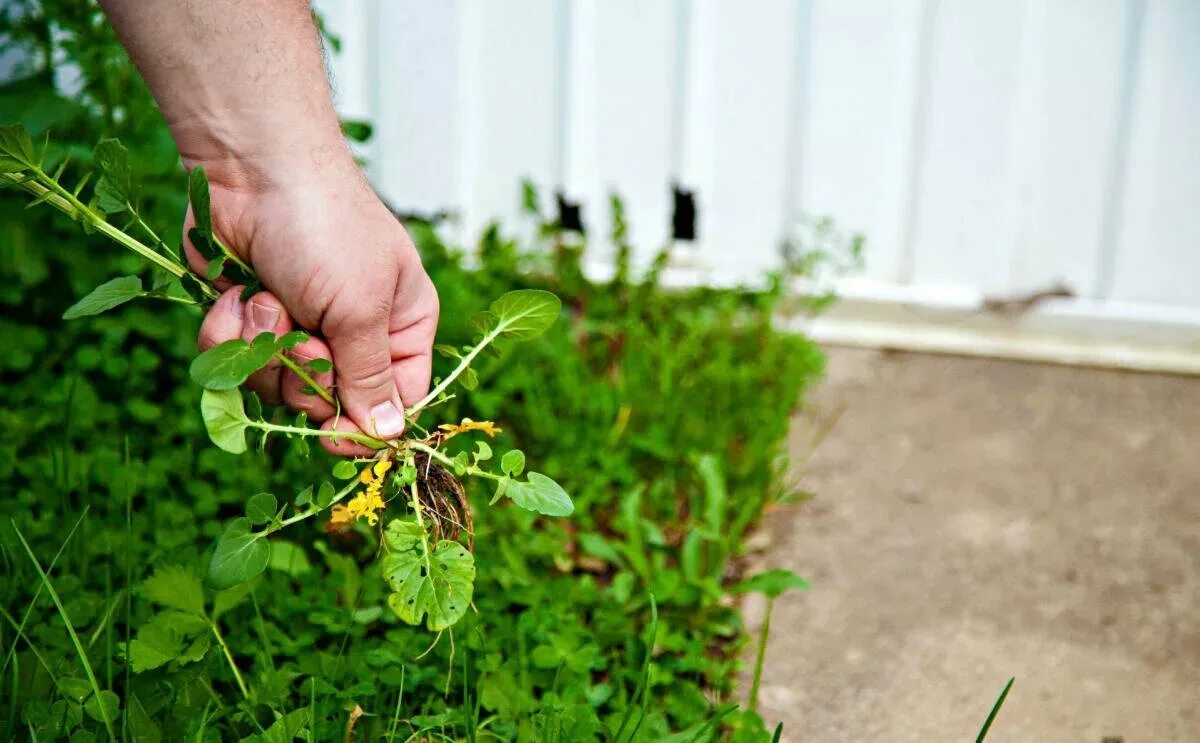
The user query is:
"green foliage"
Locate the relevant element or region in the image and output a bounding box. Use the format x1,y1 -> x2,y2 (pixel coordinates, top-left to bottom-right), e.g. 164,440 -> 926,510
61,274 -> 142,319
0,4 -> 828,740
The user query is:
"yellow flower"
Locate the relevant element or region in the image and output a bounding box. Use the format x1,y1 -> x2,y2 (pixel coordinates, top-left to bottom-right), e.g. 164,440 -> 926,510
328,459 -> 392,529
438,418 -> 502,440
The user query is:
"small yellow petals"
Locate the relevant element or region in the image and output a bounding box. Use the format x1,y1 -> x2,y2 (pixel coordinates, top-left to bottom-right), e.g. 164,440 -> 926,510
438,418 -> 502,440
327,504 -> 355,529
329,457 -> 393,529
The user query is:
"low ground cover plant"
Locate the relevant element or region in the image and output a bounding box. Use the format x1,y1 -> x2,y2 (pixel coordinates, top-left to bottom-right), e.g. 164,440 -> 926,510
1,3 -> 824,740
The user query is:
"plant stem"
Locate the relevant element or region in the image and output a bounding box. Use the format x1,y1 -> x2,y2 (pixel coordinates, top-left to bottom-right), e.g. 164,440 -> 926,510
271,479 -> 360,531
249,419 -> 384,450
748,597 -> 773,713
407,441 -> 503,481
209,621 -> 250,701
273,352 -> 336,406
11,520 -> 117,742
2,170 -> 204,289
406,328 -> 502,417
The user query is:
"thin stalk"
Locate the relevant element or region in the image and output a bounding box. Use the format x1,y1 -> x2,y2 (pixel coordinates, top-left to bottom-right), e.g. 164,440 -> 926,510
407,441 -> 502,481
271,478 -> 360,531
11,520 -> 117,742
250,419 -> 384,450
748,598 -> 773,712
209,621 -> 250,700
273,352 -> 336,406
2,170 -> 202,286
406,327 -> 502,417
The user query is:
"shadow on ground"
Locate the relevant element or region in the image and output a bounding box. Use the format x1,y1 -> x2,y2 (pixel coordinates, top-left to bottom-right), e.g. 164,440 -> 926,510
745,348 -> 1200,742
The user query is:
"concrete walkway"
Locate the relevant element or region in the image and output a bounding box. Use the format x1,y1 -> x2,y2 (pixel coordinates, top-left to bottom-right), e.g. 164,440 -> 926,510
745,348 -> 1200,741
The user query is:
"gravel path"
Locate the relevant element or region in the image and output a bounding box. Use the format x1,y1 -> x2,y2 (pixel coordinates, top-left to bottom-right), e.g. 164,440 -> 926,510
745,348 -> 1200,741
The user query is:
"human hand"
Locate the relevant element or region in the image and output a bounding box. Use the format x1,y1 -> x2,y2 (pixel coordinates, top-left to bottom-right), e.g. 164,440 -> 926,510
185,158 -> 438,457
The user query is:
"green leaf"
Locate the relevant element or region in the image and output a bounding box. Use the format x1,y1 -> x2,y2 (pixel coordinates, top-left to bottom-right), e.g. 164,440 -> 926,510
501,449 -> 525,477
315,482 -> 335,508
731,568 -> 810,599
62,276 -> 142,319
140,564 -> 205,616
243,709 -> 310,743
189,333 -> 277,390
200,388 -> 249,454
506,472 -> 573,517
188,167 -> 213,237
381,520 -> 475,631
125,611 -> 206,672
126,693 -> 162,743
474,289 -> 561,340
306,357 -> 332,373
83,691 -> 120,724
331,460 -> 358,480
276,330 -> 309,350
245,492 -> 278,525
0,124 -> 35,171
474,441 -> 493,462
208,517 -> 270,589
92,138 -> 130,213
267,540 -> 312,577
211,582 -> 256,620
56,677 -> 92,703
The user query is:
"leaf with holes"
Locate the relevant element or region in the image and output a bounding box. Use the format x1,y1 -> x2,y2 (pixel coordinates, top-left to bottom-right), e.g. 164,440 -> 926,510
381,519 -> 475,631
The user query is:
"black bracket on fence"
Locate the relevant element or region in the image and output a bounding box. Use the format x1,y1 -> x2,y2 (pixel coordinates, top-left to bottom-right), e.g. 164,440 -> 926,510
671,184 -> 697,241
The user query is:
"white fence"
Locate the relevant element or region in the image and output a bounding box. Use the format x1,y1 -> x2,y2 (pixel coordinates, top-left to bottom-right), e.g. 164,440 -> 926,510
322,1 -> 1200,368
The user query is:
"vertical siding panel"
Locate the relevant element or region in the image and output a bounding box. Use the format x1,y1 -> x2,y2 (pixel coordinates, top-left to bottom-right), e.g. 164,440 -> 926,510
455,0 -> 560,245
564,0 -> 679,269
1109,0 -> 1200,306
798,0 -> 926,283
1004,0 -> 1128,298
907,0 -> 1025,292
681,0 -> 799,282
368,0 -> 460,214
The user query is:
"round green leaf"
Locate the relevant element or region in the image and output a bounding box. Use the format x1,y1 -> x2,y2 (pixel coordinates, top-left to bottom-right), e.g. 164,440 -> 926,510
331,460 -> 358,480
189,333 -> 277,390
83,690 -> 120,724
244,492 -> 277,525
486,289 -> 561,340
506,472 -> 573,517
200,388 -> 249,454
207,517 -> 269,589
501,449 -> 525,477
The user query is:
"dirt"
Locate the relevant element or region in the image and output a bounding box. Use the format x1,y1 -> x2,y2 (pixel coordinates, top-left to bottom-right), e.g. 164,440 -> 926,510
744,347 -> 1200,742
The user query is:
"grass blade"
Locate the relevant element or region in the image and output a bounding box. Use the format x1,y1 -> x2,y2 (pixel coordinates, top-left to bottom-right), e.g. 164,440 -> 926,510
975,677 -> 1015,743
12,518 -> 117,741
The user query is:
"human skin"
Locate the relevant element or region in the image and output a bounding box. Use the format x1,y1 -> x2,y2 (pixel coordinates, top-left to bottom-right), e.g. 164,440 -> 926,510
99,0 -> 437,456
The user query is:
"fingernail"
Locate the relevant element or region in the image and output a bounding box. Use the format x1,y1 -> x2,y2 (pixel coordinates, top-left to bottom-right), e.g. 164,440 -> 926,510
250,303 -> 279,333
369,401 -> 405,438
230,297 -> 244,319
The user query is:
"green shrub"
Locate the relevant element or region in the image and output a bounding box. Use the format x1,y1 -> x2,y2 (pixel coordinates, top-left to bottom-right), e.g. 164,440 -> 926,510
0,3 -> 824,739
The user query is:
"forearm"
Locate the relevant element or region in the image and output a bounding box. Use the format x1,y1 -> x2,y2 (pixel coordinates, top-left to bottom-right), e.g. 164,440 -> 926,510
100,0 -> 352,190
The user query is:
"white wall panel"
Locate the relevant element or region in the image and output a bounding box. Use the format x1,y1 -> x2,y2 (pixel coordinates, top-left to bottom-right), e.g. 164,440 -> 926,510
313,0 -> 1200,355
1110,0 -> 1200,306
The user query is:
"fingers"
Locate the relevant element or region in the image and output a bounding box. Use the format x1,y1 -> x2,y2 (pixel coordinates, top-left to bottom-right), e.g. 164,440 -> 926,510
389,319 -> 436,409
198,287 -> 294,405
197,287 -> 246,351
324,300 -> 407,439
319,416 -> 376,458
282,336 -> 337,422
240,292 -> 292,405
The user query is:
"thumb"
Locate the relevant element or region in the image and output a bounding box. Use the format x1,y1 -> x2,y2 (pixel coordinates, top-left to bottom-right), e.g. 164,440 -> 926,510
325,311 -> 406,439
